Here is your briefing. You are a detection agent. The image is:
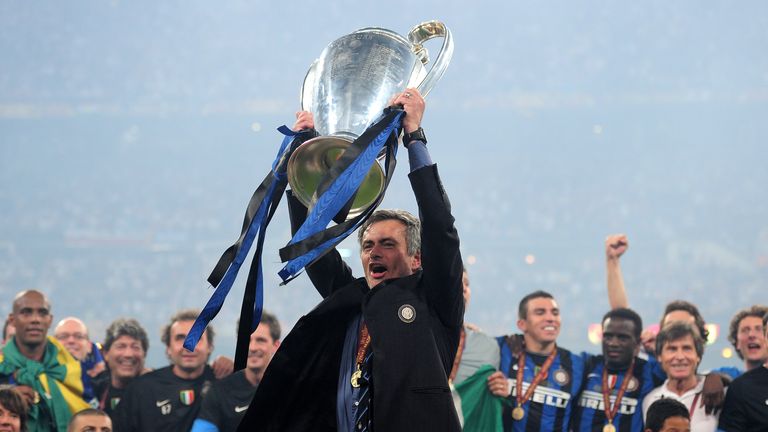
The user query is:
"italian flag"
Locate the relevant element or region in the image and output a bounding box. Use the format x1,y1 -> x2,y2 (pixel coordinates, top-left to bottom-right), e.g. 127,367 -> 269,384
179,390 -> 195,406
452,365 -> 504,432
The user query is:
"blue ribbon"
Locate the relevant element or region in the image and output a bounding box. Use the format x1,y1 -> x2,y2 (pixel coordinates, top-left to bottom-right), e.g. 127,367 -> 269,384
278,111 -> 403,282
183,129 -> 298,352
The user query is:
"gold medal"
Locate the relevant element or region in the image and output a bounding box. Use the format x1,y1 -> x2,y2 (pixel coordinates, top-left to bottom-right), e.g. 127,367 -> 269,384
350,369 -> 362,388
512,406 -> 525,421
603,424 -> 616,432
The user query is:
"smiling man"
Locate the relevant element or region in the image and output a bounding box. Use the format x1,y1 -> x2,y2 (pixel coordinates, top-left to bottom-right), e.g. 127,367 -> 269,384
238,89 -> 464,432
487,291 -> 586,432
191,311 -> 281,432
112,309 -> 216,432
92,318 -> 149,416
642,322 -> 719,432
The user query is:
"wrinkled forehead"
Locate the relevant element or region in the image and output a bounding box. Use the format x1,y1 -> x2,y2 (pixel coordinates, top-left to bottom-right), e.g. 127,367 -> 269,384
114,334 -> 143,347
662,333 -> 696,349
362,219 -> 408,242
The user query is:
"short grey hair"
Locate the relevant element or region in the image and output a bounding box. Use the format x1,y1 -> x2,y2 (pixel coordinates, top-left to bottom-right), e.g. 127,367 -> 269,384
357,209 -> 420,256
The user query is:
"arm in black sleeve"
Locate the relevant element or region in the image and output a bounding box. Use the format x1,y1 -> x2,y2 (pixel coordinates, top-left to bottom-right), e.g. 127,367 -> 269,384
286,190 -> 355,298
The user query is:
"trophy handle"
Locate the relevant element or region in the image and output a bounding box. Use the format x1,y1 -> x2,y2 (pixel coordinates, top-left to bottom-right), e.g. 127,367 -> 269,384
407,21 -> 454,98
300,59 -> 318,112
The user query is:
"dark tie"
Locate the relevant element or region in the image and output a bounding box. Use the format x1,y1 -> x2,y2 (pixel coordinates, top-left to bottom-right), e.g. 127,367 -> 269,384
354,348 -> 374,431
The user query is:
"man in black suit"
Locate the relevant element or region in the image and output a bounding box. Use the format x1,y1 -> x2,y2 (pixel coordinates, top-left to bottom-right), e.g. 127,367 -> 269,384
238,88 -> 464,432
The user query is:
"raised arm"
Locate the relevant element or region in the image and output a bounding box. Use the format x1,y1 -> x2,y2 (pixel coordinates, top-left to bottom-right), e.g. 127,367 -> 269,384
605,233 -> 629,309
395,88 -> 464,330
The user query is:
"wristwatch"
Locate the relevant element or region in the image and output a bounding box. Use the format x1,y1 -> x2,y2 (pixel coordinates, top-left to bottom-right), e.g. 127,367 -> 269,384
402,127 -> 427,146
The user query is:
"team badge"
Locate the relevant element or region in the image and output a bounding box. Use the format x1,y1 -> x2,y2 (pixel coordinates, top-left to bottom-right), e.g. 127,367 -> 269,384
625,376 -> 639,392
552,368 -> 570,386
179,390 -> 195,406
110,397 -> 121,410
398,304 -> 416,323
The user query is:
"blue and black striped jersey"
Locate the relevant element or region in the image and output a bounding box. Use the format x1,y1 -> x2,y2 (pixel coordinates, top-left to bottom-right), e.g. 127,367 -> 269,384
570,354 -> 664,432
497,335 -> 586,432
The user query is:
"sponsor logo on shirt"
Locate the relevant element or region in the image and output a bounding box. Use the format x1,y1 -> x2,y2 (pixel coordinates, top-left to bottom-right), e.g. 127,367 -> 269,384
507,379 -> 572,408
578,390 -> 639,415
235,405 -> 249,413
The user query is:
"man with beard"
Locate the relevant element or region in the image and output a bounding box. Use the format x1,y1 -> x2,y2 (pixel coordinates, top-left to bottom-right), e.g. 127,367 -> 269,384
571,308 -> 665,432
487,291 -> 586,432
191,311 -> 281,432
0,290 -> 90,431
92,318 -> 149,416
112,309 -> 216,432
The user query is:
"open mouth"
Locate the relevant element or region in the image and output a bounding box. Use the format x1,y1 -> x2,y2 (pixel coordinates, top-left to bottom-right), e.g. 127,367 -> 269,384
369,263 -> 388,279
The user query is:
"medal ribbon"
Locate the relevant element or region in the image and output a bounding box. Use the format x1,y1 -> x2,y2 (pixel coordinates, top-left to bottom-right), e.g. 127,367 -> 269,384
688,392 -> 701,417
448,327 -> 467,383
351,322 -> 372,386
602,358 -> 635,426
514,346 -> 558,413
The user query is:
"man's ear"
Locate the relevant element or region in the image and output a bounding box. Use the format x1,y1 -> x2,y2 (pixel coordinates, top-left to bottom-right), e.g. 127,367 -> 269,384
410,252 -> 422,271
517,319 -> 527,333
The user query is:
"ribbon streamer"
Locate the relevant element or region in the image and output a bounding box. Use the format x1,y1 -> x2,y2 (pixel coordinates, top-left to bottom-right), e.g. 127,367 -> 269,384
278,109 -> 404,282
183,127 -> 308,353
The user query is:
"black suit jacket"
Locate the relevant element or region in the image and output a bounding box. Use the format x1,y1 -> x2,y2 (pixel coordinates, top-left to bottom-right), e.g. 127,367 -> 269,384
238,164 -> 464,432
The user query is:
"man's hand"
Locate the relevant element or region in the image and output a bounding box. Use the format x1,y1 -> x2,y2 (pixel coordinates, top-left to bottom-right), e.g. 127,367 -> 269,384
605,234 -> 628,261
486,371 -> 511,397
13,385 -> 40,406
211,355 -> 234,379
389,88 -> 425,134
701,373 -> 726,415
640,329 -> 657,355
292,111 -> 314,132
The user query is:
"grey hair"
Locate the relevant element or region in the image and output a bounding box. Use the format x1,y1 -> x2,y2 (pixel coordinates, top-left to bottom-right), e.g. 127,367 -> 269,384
103,318 -> 150,353
357,209 -> 421,256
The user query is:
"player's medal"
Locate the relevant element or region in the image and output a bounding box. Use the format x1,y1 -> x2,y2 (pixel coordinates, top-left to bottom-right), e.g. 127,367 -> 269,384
351,323 -> 371,388
512,406 -> 525,420
511,344 -> 558,422
351,367 -> 363,388
602,358 -> 635,432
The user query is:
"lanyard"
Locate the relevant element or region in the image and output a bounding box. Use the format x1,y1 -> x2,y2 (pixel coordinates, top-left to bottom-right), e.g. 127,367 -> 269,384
602,358 -> 635,425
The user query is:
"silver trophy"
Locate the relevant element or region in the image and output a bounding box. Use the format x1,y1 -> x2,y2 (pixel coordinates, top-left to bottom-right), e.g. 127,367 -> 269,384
287,20 -> 453,219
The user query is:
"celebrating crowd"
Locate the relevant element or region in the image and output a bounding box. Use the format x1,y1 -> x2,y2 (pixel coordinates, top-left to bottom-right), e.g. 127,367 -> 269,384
2,91 -> 767,432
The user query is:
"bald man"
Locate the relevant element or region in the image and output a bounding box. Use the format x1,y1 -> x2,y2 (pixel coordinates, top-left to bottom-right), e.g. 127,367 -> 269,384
0,290 -> 90,431
55,317 -> 106,377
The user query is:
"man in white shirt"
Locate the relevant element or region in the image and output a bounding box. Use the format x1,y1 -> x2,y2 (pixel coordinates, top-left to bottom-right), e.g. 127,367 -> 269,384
642,322 -> 720,432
